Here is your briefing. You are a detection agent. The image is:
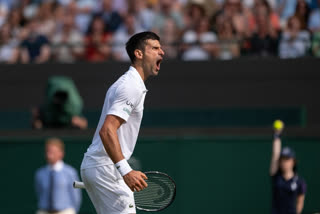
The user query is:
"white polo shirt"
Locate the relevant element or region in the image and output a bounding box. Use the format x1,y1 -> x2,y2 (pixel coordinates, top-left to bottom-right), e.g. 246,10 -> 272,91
81,66 -> 147,169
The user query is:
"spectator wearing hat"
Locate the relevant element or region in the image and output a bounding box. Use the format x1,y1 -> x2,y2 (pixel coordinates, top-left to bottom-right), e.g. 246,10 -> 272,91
269,126 -> 306,214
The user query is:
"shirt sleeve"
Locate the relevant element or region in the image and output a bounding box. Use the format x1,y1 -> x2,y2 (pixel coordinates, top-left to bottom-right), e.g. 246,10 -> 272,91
297,178 -> 307,195
107,84 -> 141,122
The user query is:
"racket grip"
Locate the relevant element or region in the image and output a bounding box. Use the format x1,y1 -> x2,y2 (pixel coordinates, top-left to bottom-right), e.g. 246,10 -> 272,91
73,181 -> 86,189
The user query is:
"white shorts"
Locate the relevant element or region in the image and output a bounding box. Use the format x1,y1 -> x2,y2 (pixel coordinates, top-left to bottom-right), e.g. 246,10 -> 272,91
81,165 -> 136,214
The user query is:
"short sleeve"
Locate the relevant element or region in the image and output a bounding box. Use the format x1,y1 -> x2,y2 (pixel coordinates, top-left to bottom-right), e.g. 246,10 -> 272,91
107,85 -> 141,122
297,178 -> 307,195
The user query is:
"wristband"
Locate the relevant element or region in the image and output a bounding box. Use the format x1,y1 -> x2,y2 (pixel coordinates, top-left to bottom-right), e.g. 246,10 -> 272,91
274,133 -> 281,139
115,159 -> 132,176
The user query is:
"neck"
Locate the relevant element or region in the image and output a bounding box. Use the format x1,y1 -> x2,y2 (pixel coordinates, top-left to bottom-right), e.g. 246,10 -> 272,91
132,63 -> 147,81
282,170 -> 295,180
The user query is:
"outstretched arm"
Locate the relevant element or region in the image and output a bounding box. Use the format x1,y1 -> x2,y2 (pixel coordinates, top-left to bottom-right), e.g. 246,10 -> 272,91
99,115 -> 147,192
270,129 -> 282,176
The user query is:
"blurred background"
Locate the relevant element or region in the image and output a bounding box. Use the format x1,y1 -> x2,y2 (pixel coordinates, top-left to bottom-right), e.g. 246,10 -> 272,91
0,0 -> 320,214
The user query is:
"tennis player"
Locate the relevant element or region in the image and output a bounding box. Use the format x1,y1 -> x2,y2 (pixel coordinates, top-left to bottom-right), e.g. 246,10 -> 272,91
80,31 -> 164,214
270,127 -> 306,214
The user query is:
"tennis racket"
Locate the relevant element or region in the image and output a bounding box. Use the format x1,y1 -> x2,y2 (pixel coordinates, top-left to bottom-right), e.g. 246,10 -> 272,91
73,171 -> 176,212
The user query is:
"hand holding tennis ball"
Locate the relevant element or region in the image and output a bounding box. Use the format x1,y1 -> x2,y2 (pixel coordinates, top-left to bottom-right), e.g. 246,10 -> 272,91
273,120 -> 284,132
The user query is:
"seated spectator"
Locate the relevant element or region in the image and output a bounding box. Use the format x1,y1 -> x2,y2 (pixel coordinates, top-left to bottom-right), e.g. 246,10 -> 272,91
181,17 -> 217,60
84,15 -> 112,62
95,0 -> 123,33
152,0 -> 185,36
52,13 -> 84,63
308,0 -> 320,32
215,0 -> 251,40
32,76 -> 88,129
248,0 -> 280,34
215,16 -> 240,60
36,0 -> 56,40
127,0 -> 156,31
7,8 -> 25,39
52,2 -> 65,33
244,4 -> 279,57
311,31 -> 320,57
294,0 -> 311,30
279,16 -> 310,58
184,1 -> 207,31
20,18 -> 51,63
67,0 -> 95,34
161,18 -> 179,59
112,13 -> 144,61
0,23 -> 19,63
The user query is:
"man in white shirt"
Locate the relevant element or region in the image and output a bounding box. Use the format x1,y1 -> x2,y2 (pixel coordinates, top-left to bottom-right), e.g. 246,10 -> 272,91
80,31 -> 164,214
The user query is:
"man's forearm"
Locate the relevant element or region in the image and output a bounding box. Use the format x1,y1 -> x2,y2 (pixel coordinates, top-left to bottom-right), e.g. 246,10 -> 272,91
99,127 -> 125,164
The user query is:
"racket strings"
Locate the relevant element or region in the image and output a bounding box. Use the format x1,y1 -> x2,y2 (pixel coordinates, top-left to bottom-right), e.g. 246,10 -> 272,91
134,173 -> 175,210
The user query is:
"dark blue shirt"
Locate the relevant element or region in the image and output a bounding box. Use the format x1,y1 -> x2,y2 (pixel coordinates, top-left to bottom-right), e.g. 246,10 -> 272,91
21,35 -> 49,62
272,172 -> 306,214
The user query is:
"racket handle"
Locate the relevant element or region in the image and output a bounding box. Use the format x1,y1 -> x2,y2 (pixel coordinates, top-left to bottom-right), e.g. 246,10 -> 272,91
73,181 -> 86,189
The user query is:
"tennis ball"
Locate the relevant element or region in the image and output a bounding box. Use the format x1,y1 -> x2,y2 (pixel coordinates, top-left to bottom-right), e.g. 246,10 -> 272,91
273,120 -> 284,130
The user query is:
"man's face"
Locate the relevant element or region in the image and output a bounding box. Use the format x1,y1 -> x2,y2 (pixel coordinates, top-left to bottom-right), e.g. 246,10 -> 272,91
141,39 -> 165,77
45,144 -> 64,165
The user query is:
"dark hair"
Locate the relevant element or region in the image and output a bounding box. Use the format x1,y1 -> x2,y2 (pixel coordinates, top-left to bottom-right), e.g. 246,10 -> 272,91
126,31 -> 160,63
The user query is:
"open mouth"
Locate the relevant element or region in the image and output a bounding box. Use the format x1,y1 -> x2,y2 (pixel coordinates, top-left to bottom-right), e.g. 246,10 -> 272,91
156,59 -> 162,71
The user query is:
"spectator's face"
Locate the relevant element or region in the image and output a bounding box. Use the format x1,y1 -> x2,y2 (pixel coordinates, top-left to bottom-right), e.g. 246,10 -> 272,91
197,18 -> 210,33
297,0 -> 307,14
189,4 -> 205,20
288,16 -> 301,31
28,20 -> 39,34
141,39 -> 164,77
160,0 -> 172,12
63,14 -> 75,31
125,15 -> 135,32
92,18 -> 105,33
45,144 -> 64,165
279,157 -> 295,172
103,0 -> 113,11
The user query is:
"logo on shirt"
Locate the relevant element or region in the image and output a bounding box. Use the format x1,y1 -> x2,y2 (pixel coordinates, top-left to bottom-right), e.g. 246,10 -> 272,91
126,101 -> 134,109
129,204 -> 134,208
291,182 -> 297,191
123,107 -> 131,115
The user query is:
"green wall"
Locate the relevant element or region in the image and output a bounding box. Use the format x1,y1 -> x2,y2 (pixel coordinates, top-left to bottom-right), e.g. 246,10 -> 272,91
0,136 -> 319,214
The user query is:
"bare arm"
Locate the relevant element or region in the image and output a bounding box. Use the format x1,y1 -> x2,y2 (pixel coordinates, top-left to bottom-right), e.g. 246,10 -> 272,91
20,48 -> 30,63
296,194 -> 305,214
99,115 -> 147,191
35,45 -> 51,63
270,130 -> 282,176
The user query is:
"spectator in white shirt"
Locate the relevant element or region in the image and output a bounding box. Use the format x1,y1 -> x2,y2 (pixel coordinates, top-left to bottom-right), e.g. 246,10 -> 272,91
279,15 -> 310,58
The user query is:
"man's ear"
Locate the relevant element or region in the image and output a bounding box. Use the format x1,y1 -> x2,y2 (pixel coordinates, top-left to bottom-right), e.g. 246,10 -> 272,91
134,49 -> 143,60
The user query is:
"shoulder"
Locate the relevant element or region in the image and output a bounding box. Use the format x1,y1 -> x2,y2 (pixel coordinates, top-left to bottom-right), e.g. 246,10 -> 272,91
296,175 -> 306,185
63,163 -> 77,172
35,166 -> 47,177
63,164 -> 79,177
115,74 -> 143,97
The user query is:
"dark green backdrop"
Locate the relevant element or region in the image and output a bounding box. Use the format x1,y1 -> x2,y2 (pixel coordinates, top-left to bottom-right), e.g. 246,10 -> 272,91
1,135 -> 319,214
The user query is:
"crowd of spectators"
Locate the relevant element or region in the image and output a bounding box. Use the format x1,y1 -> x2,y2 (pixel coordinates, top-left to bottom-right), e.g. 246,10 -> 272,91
0,0 -> 319,63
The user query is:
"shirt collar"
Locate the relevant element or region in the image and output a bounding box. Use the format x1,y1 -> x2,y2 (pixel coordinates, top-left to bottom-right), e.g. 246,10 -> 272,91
128,66 -> 147,92
49,160 -> 64,171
